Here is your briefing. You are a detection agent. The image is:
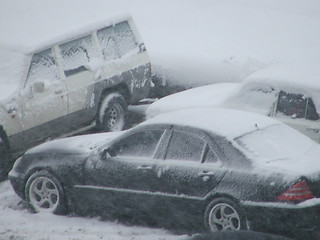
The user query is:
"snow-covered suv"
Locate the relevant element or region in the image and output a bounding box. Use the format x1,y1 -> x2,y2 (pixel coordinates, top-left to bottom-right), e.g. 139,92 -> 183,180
0,16 -> 151,178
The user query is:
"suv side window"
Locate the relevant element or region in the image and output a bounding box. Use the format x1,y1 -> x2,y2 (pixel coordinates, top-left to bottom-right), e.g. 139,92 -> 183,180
276,91 -> 319,120
97,21 -> 138,61
59,35 -> 97,77
109,130 -> 164,158
27,48 -> 60,84
165,130 -> 206,162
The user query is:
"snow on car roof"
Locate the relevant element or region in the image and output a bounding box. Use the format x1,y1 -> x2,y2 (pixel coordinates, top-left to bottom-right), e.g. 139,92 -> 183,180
0,14 -> 130,101
244,63 -> 320,93
0,14 -> 131,54
242,63 -> 320,113
143,107 -> 279,140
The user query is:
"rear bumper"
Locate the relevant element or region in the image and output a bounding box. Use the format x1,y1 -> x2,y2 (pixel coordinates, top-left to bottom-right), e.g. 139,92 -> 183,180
242,199 -> 320,233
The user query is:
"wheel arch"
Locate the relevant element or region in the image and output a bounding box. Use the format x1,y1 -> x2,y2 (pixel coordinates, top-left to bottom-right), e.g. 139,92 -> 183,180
203,193 -> 242,210
203,192 -> 250,230
98,83 -> 131,106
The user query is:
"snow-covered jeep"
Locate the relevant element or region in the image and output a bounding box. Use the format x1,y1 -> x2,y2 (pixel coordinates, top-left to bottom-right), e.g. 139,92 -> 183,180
0,16 -> 151,178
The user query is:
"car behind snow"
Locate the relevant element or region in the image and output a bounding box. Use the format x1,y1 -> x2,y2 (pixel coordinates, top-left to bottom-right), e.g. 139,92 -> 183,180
0,15 -> 151,178
8,108 -> 320,238
146,63 -> 320,144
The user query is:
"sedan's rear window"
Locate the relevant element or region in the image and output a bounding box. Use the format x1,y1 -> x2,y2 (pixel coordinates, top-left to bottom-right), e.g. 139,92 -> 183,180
235,125 -> 313,161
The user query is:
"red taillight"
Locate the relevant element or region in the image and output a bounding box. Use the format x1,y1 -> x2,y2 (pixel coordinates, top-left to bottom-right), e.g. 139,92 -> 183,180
276,180 -> 314,202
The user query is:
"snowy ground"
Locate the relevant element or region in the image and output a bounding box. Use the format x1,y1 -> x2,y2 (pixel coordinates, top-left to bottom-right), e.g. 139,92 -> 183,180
0,180 -> 186,240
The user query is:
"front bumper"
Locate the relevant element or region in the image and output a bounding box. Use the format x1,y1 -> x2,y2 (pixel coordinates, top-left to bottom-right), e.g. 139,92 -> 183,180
8,165 -> 26,201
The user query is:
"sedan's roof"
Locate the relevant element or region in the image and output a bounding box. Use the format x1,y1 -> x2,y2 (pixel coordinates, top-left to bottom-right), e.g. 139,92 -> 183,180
143,108 -> 280,140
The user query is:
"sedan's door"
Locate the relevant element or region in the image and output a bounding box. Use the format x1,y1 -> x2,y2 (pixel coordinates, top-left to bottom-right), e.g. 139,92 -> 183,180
81,127 -> 167,212
156,127 -> 227,199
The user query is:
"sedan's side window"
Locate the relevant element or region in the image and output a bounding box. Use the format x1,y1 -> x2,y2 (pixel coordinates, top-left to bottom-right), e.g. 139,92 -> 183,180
59,35 -> 97,77
109,130 -> 164,158
165,131 -> 206,162
275,91 -> 319,120
27,49 -> 60,85
203,145 -> 219,163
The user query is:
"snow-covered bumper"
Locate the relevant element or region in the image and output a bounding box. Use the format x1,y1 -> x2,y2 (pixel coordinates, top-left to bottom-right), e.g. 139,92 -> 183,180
8,157 -> 27,200
242,199 -> 320,233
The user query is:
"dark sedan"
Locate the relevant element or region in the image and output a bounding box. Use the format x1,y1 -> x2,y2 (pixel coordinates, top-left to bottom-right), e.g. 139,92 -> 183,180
8,108 -> 320,236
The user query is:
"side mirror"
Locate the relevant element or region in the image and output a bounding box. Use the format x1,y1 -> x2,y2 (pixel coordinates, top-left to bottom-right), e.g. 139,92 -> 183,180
33,81 -> 45,93
101,148 -> 113,160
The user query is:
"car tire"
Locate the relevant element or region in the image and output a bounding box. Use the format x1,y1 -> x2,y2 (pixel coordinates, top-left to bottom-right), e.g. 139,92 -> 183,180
97,92 -> 127,132
25,170 -> 67,214
204,197 -> 248,231
0,134 -> 10,180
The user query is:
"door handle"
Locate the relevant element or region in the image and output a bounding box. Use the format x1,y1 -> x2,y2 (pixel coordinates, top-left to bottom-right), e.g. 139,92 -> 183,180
137,165 -> 152,170
55,89 -> 63,94
198,171 -> 215,177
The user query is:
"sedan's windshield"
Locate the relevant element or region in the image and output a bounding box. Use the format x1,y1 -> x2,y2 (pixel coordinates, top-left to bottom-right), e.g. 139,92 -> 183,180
235,124 -> 314,161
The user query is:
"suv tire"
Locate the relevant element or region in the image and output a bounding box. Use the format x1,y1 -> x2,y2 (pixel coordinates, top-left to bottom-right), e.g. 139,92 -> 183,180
97,92 -> 127,132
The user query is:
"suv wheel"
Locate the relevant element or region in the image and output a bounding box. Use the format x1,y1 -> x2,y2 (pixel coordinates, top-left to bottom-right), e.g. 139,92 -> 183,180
97,93 -> 127,132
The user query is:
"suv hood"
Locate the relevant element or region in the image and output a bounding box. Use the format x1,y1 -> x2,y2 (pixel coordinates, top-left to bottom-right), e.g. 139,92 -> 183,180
26,132 -> 123,155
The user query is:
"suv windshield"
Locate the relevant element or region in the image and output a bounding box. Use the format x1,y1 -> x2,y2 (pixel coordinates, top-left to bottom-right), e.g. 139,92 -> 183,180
235,124 -> 313,161
0,48 -> 27,99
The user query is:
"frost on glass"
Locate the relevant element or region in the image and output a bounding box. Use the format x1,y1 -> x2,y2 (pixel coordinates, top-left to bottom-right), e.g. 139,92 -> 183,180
275,91 -> 319,120
166,131 -> 205,162
59,35 -> 97,76
97,21 -> 137,61
109,130 -> 163,158
203,145 -> 218,163
27,49 -> 59,84
235,125 -> 313,161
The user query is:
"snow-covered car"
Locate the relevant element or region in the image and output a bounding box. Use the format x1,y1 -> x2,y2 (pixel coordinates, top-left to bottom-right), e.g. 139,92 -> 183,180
0,16 -> 152,178
147,64 -> 320,144
8,108 -> 320,237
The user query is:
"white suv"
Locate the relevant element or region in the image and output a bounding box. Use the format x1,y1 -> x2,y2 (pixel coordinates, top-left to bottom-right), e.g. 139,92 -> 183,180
0,16 -> 151,178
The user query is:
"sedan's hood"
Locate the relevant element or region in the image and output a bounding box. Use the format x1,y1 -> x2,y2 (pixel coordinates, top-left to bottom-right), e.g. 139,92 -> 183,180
26,132 -> 123,155
146,83 -> 239,118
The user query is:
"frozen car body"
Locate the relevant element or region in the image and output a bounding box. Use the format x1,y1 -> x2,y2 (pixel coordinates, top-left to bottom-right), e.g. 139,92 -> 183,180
0,15 -> 151,177
146,64 -> 320,143
8,108 -> 320,236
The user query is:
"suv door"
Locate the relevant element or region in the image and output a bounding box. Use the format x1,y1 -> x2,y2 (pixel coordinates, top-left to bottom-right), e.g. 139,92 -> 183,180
273,91 -> 320,143
20,48 -> 68,147
59,35 -> 98,129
